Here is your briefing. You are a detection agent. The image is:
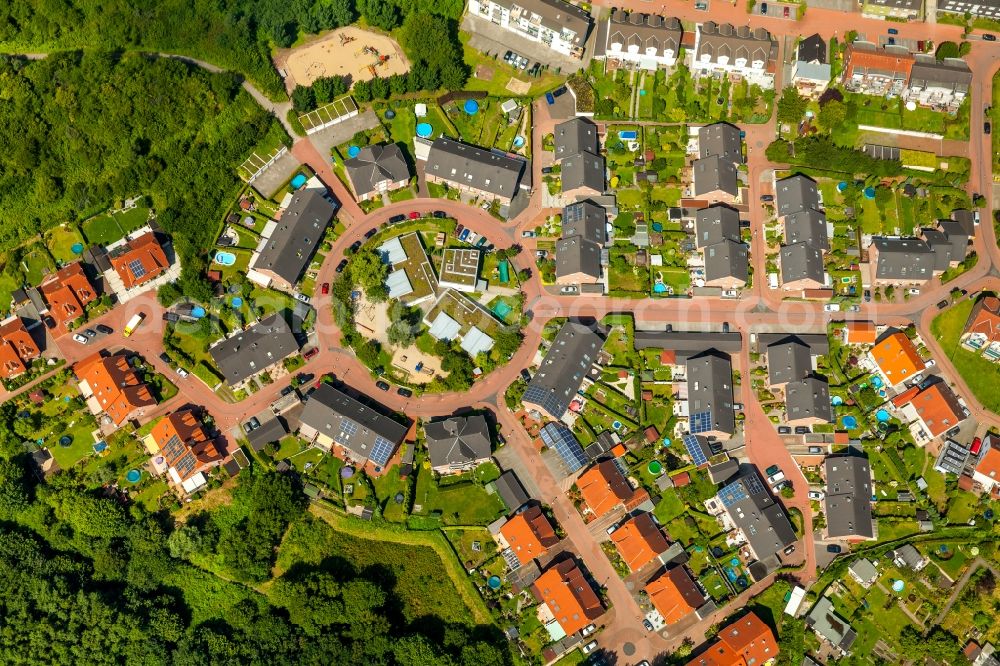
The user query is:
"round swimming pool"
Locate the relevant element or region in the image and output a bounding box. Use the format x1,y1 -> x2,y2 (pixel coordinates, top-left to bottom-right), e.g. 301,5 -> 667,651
653,282 -> 667,293
831,395 -> 844,406
842,415 -> 859,429
231,297 -> 243,308
416,122 -> 432,138
870,375 -> 884,389
876,409 -> 890,422
347,145 -> 361,158
464,99 -> 479,114
214,251 -> 236,266
191,306 -> 206,318
487,576 -> 502,590
125,469 -> 141,484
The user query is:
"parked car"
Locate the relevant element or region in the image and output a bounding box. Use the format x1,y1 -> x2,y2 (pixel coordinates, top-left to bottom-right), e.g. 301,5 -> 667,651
545,92 -> 555,105
541,166 -> 554,174
455,224 -> 465,238
389,214 -> 406,224
321,282 -> 330,295
459,229 -> 471,242
281,386 -> 294,397
642,619 -> 654,631
888,27 -> 899,35
582,641 -> 598,655
476,237 -> 488,248
808,490 -> 824,500
364,228 -> 377,239
503,50 -> 512,62
521,230 -> 535,238
808,446 -> 823,454
83,328 -> 98,339
72,333 -> 89,344
96,324 -> 114,335
375,380 -> 391,391
777,426 -> 792,434
397,387 -> 413,398
176,367 -> 189,378
304,347 -> 319,360
767,471 -> 786,485
294,293 -> 310,304
159,352 -> 171,364
722,321 -> 730,333
695,1 -> 707,8
760,194 -> 774,202
847,305 -> 861,312
582,624 -> 597,637
297,373 -> 314,385
760,2 -> 767,13
520,368 -> 532,382
827,544 -> 842,554
335,259 -> 348,273
433,211 -> 447,218
783,6 -> 790,17
823,303 -> 840,312
864,289 -> 872,302
784,544 -> 796,555
887,37 -> 895,45
907,287 -> 921,295
794,426 -> 811,435
722,289 -> 739,298
408,211 -> 420,220
765,464 -> 780,477
984,33 -> 997,41
559,286 -> 578,294
349,240 -> 362,252
986,121 -> 992,135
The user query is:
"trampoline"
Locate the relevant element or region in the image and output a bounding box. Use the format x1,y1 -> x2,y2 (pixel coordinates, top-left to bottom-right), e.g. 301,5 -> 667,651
498,259 -> 510,284
385,109 -> 396,119
290,173 -> 307,189
892,580 -> 905,593
232,297 -> 243,308
487,576 -> 502,590
71,243 -> 84,255
416,122 -> 433,138
842,415 -> 858,429
58,435 -> 72,447
876,409 -> 890,423
125,469 -> 141,484
513,136 -> 525,148
347,145 -> 361,158
464,99 -> 479,114
651,222 -> 663,232
648,460 -> 663,475
341,466 -> 355,478
492,301 -> 512,320
831,395 -> 844,406
191,306 -> 206,318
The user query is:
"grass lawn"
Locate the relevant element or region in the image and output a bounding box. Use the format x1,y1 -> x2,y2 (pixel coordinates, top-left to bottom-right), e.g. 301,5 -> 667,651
22,246 -> 55,285
274,435 -> 307,460
82,214 -> 125,245
413,466 -> 505,526
46,225 -> 86,263
931,300 -> 1000,413
461,34 -> 565,98
701,571 -> 730,602
371,465 -> 411,523
444,527 -> 497,568
654,490 -> 687,524
925,543 -> 971,580
657,266 -> 690,295
945,492 -> 979,525
115,206 -> 152,234
132,479 -> 169,512
0,273 -> 20,317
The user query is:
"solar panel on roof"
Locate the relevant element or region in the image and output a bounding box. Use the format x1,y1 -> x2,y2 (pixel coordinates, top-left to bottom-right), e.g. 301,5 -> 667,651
683,434 -> 709,466
339,420 -> 358,439
370,435 -> 396,467
127,258 -> 147,280
689,409 -> 713,434
540,423 -> 587,473
718,478 -> 749,508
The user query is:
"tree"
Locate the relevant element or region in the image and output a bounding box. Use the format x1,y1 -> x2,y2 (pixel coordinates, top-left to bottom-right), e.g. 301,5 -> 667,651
388,320 -> 415,347
349,247 -> 389,298
312,76 -> 348,104
777,87 -> 807,124
370,76 -> 389,100
493,329 -> 523,359
936,41 -> 960,59
353,80 -> 372,103
818,99 -> 847,130
358,0 -> 400,30
292,85 -> 316,113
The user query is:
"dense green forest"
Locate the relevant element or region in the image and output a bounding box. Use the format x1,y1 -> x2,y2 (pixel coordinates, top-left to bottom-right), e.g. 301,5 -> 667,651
0,404 -> 514,665
0,0 -> 468,101
0,52 -> 281,300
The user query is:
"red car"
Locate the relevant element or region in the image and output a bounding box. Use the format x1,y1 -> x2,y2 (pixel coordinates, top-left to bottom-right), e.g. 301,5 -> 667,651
408,211 -> 420,220
303,347 -> 319,360
971,436 -> 983,456
321,282 -> 330,295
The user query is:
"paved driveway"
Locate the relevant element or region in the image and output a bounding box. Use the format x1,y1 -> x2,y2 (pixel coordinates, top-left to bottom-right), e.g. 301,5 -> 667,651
306,109 -> 381,167
463,14 -> 583,72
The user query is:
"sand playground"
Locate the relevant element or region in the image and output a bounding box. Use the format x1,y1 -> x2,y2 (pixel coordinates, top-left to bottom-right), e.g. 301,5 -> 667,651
277,26 -> 410,91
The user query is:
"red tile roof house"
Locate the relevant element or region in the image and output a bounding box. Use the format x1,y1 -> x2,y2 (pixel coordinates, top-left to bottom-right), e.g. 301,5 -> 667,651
0,316 -> 41,380
74,351 -> 157,427
150,408 -> 224,493
960,296 -> 1000,361
37,261 -> 97,334
106,231 -> 171,299
896,382 -> 966,445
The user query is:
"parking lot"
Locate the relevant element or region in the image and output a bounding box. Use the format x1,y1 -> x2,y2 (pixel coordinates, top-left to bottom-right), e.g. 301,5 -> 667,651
756,0 -> 800,19
462,14 -> 584,72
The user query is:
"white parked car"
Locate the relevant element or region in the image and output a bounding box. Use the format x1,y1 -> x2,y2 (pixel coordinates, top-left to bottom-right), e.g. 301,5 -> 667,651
581,624 -> 596,637
582,640 -> 598,654
907,287 -> 921,295
808,490 -> 824,500
560,286 -> 578,294
294,293 -> 311,304
72,333 -> 90,344
823,303 -> 841,312
521,230 -> 536,238
767,471 -> 786,485
177,367 -> 190,378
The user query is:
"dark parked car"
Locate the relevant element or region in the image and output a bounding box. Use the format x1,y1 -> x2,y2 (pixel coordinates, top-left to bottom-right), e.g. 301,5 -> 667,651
433,211 -> 447,218
783,544 -> 796,555
297,373 -> 314,385
808,446 -> 823,454
642,619 -> 654,632
777,426 -> 792,435
545,92 -> 555,105
760,2 -> 767,13
159,352 -> 172,364
375,380 -> 391,391
349,240 -> 362,252
520,368 -> 532,382
888,27 -> 898,34
281,386 -> 294,397
760,194 -> 774,202
541,166 -> 554,174
986,122 -> 992,135
397,387 -> 413,398
364,228 -> 377,239
83,328 -> 98,338
937,299 -> 949,309
389,214 -> 406,224
984,33 -> 997,41
766,464 -> 780,477
826,544 -> 842,554
794,426 -> 811,435
335,259 -> 348,273
96,324 -> 113,335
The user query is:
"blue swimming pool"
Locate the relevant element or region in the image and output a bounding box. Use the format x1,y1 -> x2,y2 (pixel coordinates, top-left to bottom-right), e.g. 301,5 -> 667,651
619,130 -> 637,140
653,282 -> 667,293
871,375 -> 884,389
842,415 -> 858,429
214,251 -> 236,266
876,409 -> 890,423
416,122 -> 432,138
831,395 -> 844,406
492,301 -> 512,319
291,173 -> 307,189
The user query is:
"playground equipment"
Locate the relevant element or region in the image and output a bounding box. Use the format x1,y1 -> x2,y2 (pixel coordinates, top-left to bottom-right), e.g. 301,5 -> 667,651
339,33 -> 355,46
377,54 -> 391,68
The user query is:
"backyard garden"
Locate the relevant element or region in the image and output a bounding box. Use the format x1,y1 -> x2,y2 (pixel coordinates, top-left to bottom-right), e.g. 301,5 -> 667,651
931,298 -> 1000,414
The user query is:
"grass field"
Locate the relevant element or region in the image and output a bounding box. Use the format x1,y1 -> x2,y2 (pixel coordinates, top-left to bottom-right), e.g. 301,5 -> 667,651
461,34 -> 565,98
413,464 -> 505,526
931,299 -> 1000,413
21,246 -> 55,285
46,225 -> 87,263
82,206 -> 151,246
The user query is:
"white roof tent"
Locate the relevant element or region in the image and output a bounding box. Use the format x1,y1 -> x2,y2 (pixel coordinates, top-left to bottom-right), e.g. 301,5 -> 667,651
428,312 -> 461,341
460,326 -> 495,357
385,270 -> 413,299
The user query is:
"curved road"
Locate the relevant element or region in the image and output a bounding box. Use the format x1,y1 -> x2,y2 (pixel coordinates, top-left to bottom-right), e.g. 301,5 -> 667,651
9,17 -> 1000,662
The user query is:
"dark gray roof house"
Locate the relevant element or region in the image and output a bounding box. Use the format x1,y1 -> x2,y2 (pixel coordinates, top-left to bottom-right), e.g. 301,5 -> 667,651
784,209 -> 829,250
698,123 -> 744,163
824,455 -> 875,540
556,236 -> 602,282
921,228 -> 958,271
634,330 -> 743,359
776,174 -> 821,218
495,469 -> 530,512
298,383 -> 408,468
755,332 -> 829,354
562,200 -> 607,245
807,597 -> 857,654
937,220 -> 971,255
595,10 -> 683,61
246,415 -> 289,452
703,240 -> 748,286
554,118 -> 600,161
707,458 -> 739,484
950,209 -> 978,235
717,470 -> 797,564
871,237 -> 937,282
687,351 -> 736,437
798,33 -> 827,64
779,242 -> 825,286
691,155 -> 739,198
425,415 -> 493,472
209,315 -> 299,386
252,189 -> 336,287
785,377 -> 833,424
694,205 -> 741,248
910,55 -> 973,94
343,144 -> 411,199
425,137 -> 528,200
767,337 -> 813,386
523,321 -> 604,421
561,151 -> 605,194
